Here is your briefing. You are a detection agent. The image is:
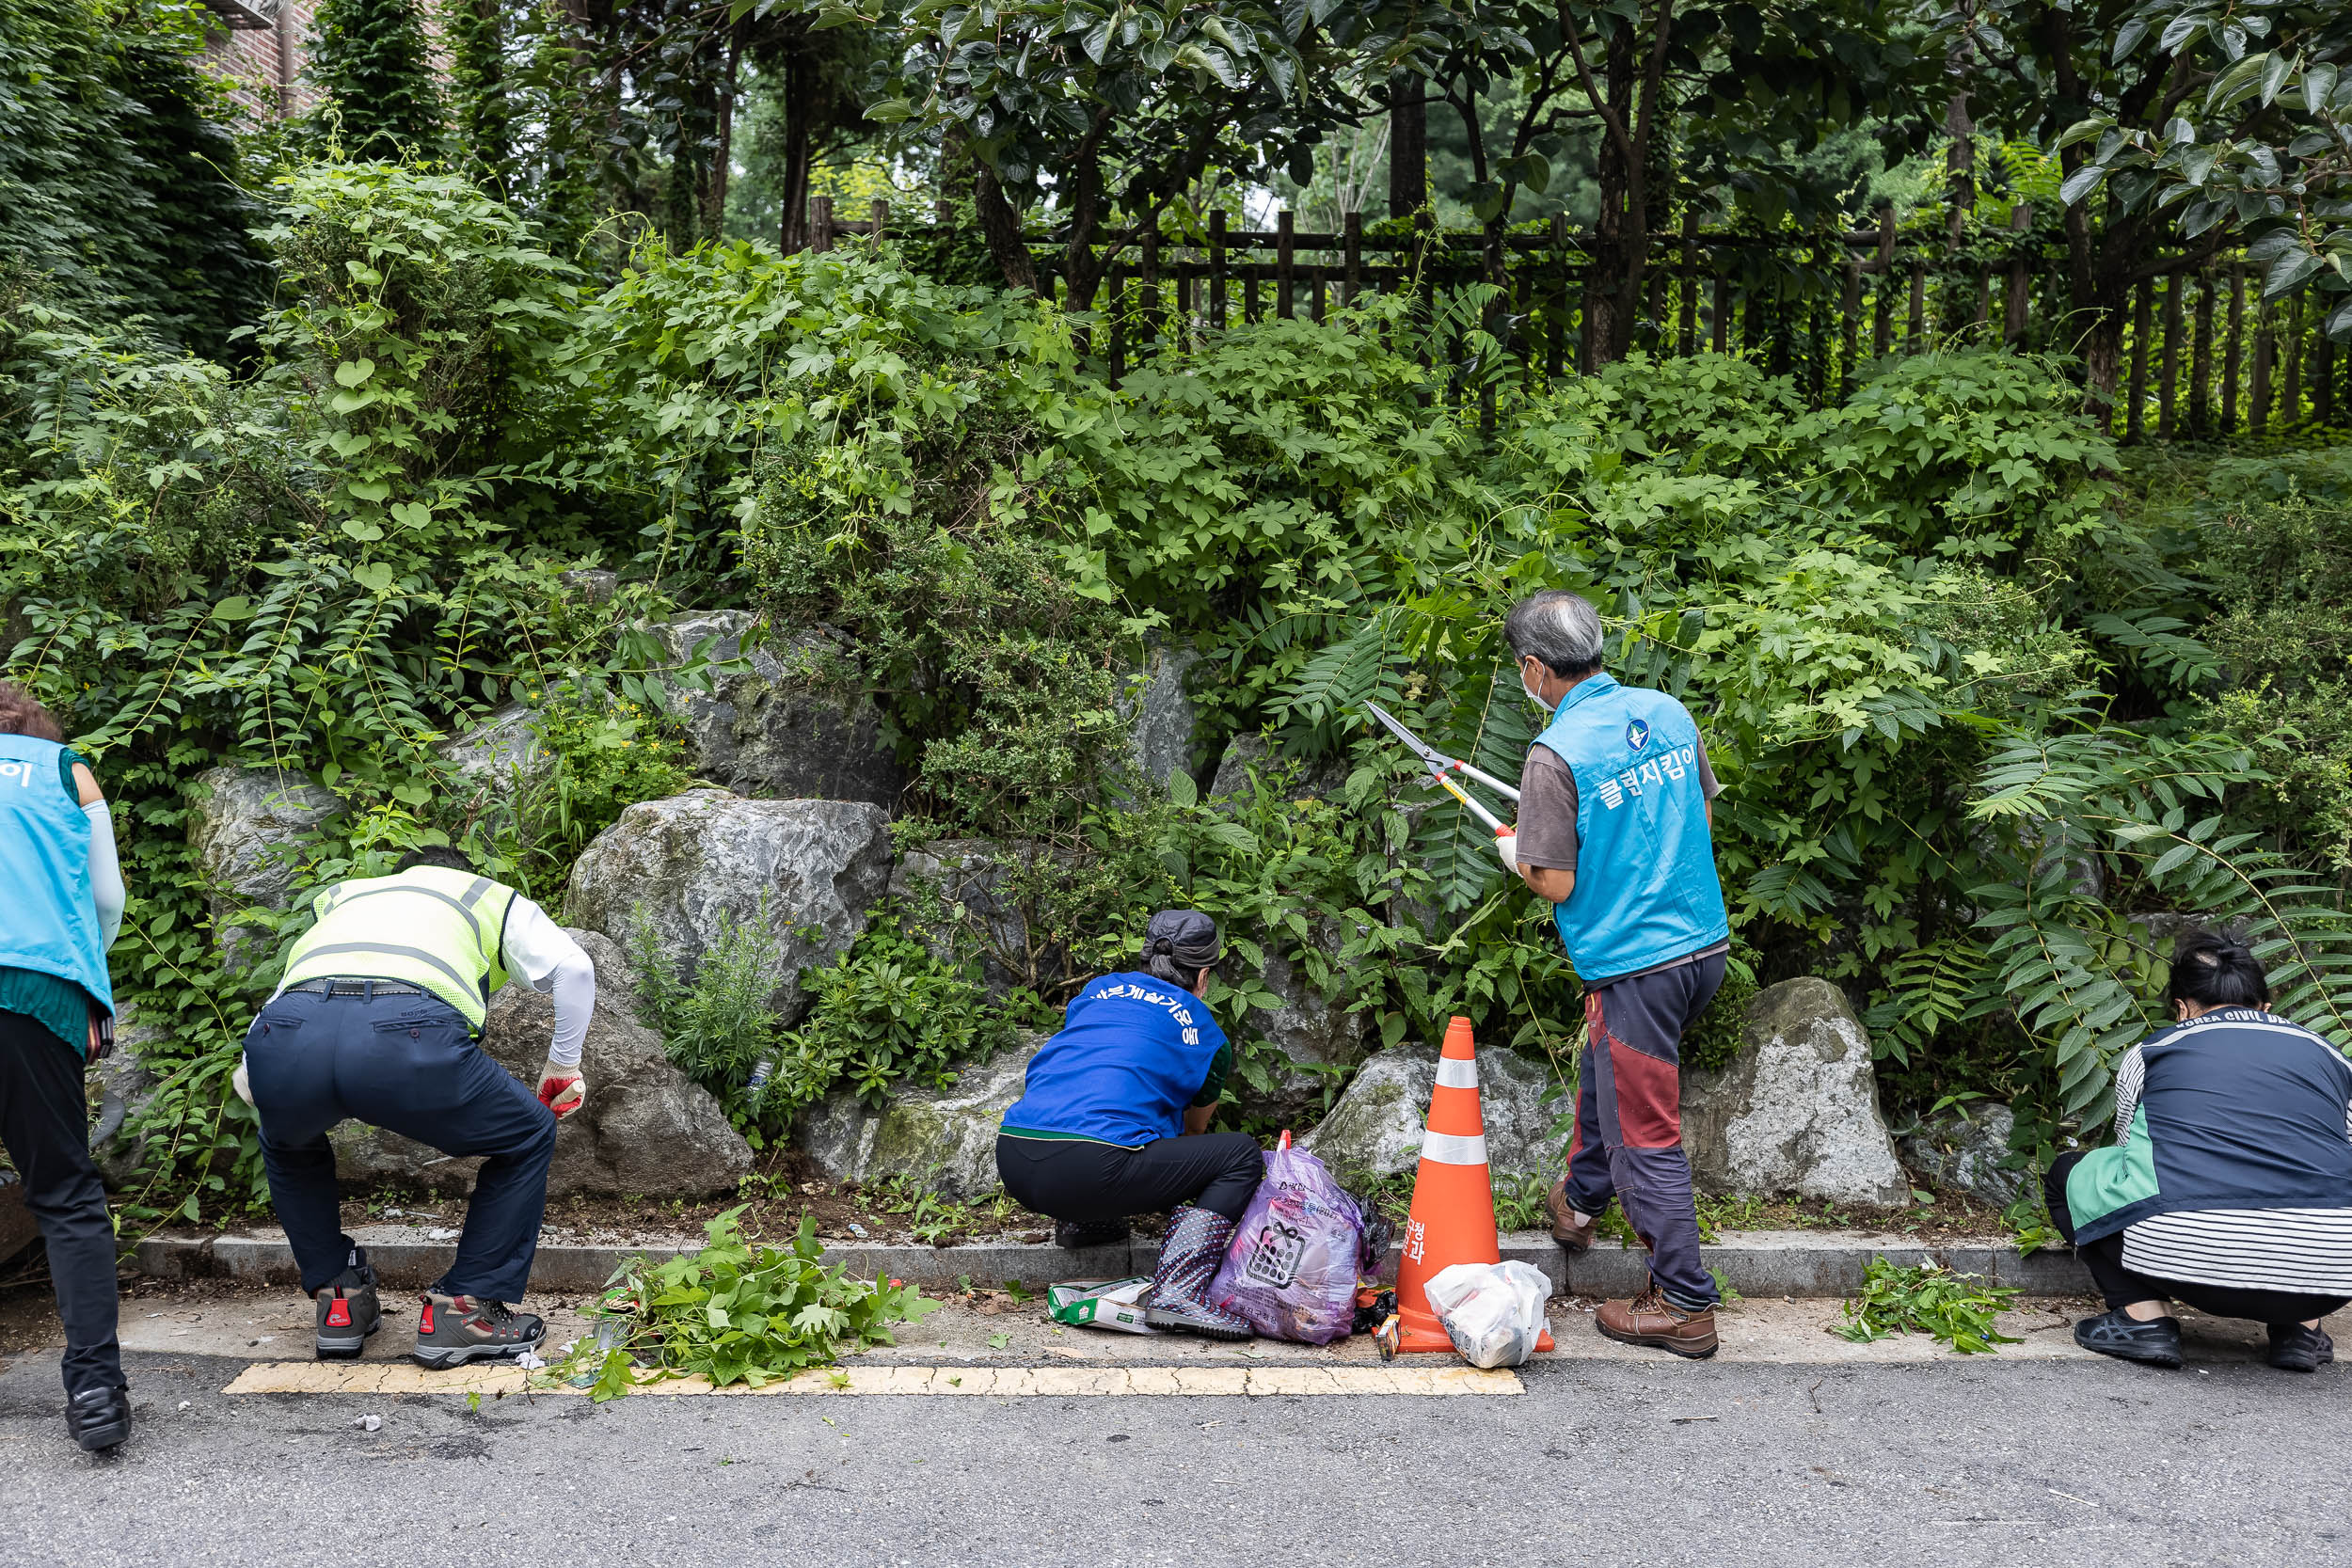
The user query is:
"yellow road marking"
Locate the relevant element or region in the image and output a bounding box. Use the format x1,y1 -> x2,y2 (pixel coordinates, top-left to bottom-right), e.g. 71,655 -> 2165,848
222,1362 -> 1522,1398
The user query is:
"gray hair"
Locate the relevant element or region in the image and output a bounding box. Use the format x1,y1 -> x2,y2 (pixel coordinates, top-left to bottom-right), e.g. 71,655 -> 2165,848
1503,591 -> 1605,679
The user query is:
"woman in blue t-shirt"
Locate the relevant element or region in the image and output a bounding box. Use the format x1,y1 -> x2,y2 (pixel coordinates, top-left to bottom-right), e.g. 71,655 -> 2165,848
997,910 -> 1263,1338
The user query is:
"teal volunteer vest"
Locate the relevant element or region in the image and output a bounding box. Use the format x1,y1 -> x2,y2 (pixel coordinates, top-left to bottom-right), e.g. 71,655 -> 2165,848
1532,673 -> 1729,983
0,733 -> 113,1016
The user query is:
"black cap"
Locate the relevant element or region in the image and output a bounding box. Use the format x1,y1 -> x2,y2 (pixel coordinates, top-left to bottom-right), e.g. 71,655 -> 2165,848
1144,909 -> 1222,966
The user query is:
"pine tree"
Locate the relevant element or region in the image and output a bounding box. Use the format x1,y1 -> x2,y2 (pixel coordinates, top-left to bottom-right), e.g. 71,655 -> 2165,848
305,0 -> 444,163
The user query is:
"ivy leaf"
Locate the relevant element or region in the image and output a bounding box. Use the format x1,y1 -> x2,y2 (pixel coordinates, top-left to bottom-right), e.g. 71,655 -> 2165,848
353,562 -> 396,594
332,358 -> 375,388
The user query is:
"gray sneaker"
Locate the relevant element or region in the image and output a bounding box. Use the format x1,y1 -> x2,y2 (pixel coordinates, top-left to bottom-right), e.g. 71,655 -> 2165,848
314,1252 -> 382,1361
412,1292 -> 545,1369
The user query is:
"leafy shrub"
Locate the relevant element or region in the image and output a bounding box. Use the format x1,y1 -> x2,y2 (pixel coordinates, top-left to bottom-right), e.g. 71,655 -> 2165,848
560,1209 -> 937,1399
628,901 -> 783,1108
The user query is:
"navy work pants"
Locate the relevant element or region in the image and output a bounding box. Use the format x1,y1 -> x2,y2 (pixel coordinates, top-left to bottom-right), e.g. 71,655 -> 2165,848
244,988 -> 556,1303
1561,952 -> 1726,1311
0,1008 -> 123,1400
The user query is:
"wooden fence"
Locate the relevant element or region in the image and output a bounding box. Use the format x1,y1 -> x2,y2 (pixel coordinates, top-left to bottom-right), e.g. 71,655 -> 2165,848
805,196 -> 2347,442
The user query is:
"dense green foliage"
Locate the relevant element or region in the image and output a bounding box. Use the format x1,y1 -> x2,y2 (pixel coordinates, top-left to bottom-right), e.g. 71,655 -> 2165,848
6,157 -> 2351,1220
304,0 -> 444,162
0,0 -> 266,358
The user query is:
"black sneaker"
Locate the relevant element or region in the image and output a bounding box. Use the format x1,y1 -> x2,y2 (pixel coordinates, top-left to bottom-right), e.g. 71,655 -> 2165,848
1054,1217 -> 1131,1250
314,1253 -> 383,1361
2074,1307 -> 2183,1368
2267,1323 -> 2334,1373
412,1292 -> 546,1369
66,1386 -> 130,1453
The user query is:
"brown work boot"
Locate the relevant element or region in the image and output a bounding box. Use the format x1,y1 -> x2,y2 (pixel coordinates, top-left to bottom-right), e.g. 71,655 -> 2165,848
1546,1178 -> 1597,1254
1595,1283 -> 1719,1359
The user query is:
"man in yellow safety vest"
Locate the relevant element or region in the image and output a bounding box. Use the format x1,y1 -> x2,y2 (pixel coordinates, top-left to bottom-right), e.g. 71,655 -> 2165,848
237,846 -> 594,1367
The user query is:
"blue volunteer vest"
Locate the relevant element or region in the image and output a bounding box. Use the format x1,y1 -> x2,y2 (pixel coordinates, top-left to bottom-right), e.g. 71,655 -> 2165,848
1532,673 -> 1728,983
1001,972 -> 1230,1147
0,733 -> 114,1015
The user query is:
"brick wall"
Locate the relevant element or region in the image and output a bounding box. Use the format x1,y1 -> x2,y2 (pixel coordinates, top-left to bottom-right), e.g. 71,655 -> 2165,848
199,0 -> 320,124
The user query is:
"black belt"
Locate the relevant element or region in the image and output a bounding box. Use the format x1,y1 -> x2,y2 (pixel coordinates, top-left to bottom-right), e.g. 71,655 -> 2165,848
285,978 -> 429,998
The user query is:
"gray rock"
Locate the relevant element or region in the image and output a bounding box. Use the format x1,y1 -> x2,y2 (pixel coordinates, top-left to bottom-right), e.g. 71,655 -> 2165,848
1122,641 -> 1200,790
1899,1104 -> 2026,1211
650,610 -> 902,808
0,1174 -> 34,1268
438,705 -> 548,787
1207,733 -> 1349,802
186,767 -> 342,967
1683,977 -> 1910,1207
562,789 -> 892,1025
1229,926 -> 1369,1127
561,568 -> 619,604
888,838 -> 1068,994
797,1035 -> 1044,1200
1297,1043 -> 1566,1182
90,1006 -> 167,1189
329,930 -> 754,1197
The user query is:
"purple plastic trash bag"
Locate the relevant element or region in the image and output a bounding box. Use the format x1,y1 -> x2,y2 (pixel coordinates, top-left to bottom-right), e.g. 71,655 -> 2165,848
1207,1142 -> 1367,1345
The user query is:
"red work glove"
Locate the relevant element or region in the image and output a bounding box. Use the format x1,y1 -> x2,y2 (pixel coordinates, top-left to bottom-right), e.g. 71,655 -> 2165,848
536,1060 -> 585,1119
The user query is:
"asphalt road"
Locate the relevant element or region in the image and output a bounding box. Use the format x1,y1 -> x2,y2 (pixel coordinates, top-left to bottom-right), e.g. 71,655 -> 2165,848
0,1344 -> 2344,1567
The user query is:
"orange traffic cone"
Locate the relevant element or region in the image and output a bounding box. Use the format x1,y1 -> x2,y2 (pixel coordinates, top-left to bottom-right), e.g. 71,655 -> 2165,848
1391,1016 -> 1554,1354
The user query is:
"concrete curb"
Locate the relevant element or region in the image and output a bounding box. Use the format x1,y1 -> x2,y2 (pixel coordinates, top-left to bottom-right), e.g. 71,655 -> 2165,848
135,1225 -> 2092,1298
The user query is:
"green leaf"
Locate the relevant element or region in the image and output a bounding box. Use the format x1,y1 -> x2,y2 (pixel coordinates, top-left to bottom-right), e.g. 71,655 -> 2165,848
332,358 -> 376,388
1166,769 -> 1199,807
353,562 -> 396,594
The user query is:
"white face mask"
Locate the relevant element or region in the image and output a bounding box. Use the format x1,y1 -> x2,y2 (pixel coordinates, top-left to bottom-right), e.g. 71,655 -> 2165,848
1521,664 -> 1555,713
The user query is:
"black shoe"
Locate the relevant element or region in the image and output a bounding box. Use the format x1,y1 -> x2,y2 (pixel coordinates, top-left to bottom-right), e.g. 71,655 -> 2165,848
315,1250 -> 383,1361
66,1386 -> 130,1452
2074,1307 -> 2183,1368
1054,1217 -> 1131,1250
413,1292 -> 546,1369
2267,1323 -> 2334,1373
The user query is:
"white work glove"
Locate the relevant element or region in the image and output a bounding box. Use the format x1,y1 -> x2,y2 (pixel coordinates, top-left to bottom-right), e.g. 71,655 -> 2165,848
232,1054 -> 255,1107
1496,829 -> 1519,875
536,1059 -> 586,1119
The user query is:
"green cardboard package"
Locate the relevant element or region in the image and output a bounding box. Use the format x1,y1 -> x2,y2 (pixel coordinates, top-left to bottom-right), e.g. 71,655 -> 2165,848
1047,1277 -> 1157,1334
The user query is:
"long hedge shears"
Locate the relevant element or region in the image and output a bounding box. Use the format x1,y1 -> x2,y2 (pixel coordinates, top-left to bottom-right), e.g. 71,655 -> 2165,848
1362,701 -> 1519,835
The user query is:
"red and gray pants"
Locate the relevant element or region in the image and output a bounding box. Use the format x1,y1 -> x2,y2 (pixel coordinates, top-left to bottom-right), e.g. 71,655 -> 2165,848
1561,950 -> 1725,1311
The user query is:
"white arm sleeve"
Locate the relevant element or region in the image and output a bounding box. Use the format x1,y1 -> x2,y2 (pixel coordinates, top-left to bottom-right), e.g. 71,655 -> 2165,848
84,800 -> 124,952
500,897 -> 596,1069
2111,1044 -> 2148,1145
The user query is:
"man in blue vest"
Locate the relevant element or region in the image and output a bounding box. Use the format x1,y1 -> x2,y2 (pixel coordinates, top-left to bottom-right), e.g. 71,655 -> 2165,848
1500,591 -> 1730,1357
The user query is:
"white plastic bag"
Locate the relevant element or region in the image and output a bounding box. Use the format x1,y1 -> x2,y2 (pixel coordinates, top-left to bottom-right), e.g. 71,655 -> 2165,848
1422,1260 -> 1550,1369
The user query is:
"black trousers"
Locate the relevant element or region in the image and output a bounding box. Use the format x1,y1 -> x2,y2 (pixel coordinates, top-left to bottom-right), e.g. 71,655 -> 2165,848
996,1132 -> 1263,1223
0,1009 -> 123,1398
2046,1152 -> 2352,1324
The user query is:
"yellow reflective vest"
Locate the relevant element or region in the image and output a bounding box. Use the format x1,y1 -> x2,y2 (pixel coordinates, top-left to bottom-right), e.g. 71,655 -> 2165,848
280,866 -> 517,1031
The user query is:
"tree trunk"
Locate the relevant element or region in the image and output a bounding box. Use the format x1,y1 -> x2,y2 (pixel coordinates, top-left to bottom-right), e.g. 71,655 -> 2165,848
1389,82 -> 1425,220
701,24 -> 742,240
971,164 -> 1037,292
776,33 -> 823,253
1585,25 -> 1646,366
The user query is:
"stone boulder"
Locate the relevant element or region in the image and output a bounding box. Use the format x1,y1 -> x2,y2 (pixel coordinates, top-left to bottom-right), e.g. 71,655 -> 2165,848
1208,733 -> 1349,803
798,1035 -> 1045,1200
650,610 -> 901,808
1122,641 -> 1200,790
1683,977 -> 1910,1207
1229,926 -> 1370,1127
186,767 -> 342,968
563,789 -> 892,1025
328,930 -> 754,1197
89,1006 -> 168,1189
1899,1104 -> 2027,1212
1297,1044 -> 1565,1182
561,567 -> 619,604
888,838 -> 1073,995
438,705 -> 548,788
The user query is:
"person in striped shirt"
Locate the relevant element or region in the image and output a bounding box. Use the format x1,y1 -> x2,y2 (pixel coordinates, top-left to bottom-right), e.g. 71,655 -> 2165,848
2048,933 -> 2352,1371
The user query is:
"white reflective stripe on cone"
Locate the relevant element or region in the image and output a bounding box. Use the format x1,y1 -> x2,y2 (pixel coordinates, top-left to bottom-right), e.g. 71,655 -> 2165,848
1435,1057 -> 1479,1089
1420,1130 -> 1488,1165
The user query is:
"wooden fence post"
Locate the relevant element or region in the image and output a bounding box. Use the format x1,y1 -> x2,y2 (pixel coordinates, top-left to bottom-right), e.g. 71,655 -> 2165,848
2189,268 -> 2214,436
1141,224 -> 1160,356
1907,258 -> 1927,349
2222,265 -> 2244,433
2280,294 -> 2305,428
1209,211 -> 1228,329
1842,254 -> 1862,396
1343,211 -> 1362,309
2004,203 -> 2032,346
2317,326 -> 2337,429
2251,297 -> 2275,434
1710,270 -> 1728,355
1551,214 -> 1571,379
1277,211 -> 1295,319
812,196 -> 834,253
2126,280 -> 2152,442
2157,269 -> 2183,439
1679,209 -> 1699,356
